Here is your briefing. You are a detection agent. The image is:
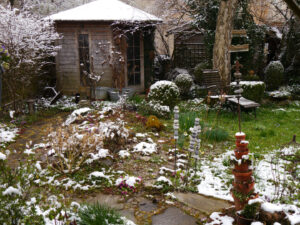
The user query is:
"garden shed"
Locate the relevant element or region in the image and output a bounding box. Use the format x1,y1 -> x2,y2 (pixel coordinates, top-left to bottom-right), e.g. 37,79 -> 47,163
48,0 -> 161,96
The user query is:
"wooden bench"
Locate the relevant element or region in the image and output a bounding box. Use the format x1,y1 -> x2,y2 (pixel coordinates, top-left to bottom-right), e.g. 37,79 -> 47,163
202,69 -> 221,95
227,97 -> 260,117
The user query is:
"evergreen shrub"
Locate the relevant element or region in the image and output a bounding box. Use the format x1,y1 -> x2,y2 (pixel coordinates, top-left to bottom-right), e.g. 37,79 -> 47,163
148,81 -> 180,108
174,73 -> 194,97
265,61 -> 284,91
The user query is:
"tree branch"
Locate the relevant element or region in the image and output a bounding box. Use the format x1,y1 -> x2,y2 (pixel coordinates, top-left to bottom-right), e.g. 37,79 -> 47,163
282,0 -> 300,18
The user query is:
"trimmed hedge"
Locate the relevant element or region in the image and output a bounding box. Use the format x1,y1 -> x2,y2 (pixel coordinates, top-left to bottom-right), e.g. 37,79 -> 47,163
231,81 -> 266,102
265,61 -> 284,91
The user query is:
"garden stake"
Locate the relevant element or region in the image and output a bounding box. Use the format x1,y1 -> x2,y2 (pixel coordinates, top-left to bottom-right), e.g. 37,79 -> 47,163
173,106 -> 179,172
185,118 -> 199,185
231,61 -> 258,222
233,60 -> 243,133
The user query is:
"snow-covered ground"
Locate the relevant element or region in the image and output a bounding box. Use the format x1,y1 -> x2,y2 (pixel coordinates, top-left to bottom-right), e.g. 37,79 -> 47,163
0,123 -> 19,147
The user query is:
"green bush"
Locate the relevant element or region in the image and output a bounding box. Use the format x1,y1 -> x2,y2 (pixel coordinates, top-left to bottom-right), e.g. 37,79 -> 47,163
231,81 -> 266,102
138,100 -> 171,119
78,203 -> 125,225
204,127 -> 229,142
0,156 -> 45,225
194,62 -> 210,85
148,81 -> 180,108
174,73 -> 194,97
265,61 -> 284,91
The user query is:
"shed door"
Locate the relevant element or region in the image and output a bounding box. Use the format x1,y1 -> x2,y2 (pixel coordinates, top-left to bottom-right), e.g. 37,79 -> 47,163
127,32 -> 141,86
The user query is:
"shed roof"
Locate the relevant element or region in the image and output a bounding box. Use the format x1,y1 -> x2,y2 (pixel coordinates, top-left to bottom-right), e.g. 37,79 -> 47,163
48,0 -> 162,22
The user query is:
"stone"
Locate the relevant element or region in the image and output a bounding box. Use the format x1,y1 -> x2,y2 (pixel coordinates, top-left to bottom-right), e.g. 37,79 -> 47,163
138,198 -> 157,212
86,193 -> 124,210
119,209 -> 137,224
174,192 -> 231,215
152,207 -> 197,225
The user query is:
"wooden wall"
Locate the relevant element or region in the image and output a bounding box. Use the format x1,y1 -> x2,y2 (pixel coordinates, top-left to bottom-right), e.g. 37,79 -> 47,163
55,22 -> 114,96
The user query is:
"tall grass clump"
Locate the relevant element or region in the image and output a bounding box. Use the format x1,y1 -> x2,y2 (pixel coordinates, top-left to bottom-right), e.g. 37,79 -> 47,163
78,203 -> 125,225
179,111 -> 200,133
204,127 -> 229,142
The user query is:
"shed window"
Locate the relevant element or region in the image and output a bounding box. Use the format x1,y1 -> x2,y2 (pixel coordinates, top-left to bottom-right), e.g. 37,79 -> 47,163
78,34 -> 90,86
127,32 -> 141,86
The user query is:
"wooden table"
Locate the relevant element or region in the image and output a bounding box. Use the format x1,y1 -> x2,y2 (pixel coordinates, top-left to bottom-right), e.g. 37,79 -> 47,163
227,97 -> 260,117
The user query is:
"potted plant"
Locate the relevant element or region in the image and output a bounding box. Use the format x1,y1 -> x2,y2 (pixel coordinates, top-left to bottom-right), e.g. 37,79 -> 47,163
236,202 -> 261,225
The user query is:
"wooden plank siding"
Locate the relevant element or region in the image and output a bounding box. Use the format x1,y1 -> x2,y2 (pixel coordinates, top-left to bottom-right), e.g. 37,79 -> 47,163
55,22 -> 114,95
55,21 -> 147,95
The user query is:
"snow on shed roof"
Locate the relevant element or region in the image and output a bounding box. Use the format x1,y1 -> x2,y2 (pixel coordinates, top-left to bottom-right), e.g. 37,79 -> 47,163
48,0 -> 162,22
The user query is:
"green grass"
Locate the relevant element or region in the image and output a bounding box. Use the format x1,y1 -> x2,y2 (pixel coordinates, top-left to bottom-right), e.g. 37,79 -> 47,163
204,127 -> 229,142
78,203 -> 125,225
198,103 -> 300,154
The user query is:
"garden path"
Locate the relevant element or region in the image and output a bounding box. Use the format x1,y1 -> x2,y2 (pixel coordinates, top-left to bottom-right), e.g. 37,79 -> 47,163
6,112 -> 69,168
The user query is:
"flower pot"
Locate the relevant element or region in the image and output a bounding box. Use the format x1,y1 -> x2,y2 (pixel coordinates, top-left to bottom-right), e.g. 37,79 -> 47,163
233,180 -> 255,194
231,190 -> 247,210
235,132 -> 246,144
108,89 -> 120,102
95,87 -> 110,100
233,169 -> 253,182
234,162 -> 249,172
236,141 -> 249,151
234,149 -> 249,159
235,212 -> 255,225
122,88 -> 135,98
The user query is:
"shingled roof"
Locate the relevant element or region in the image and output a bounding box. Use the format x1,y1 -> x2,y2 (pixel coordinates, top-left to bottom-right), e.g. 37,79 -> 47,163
48,0 -> 162,22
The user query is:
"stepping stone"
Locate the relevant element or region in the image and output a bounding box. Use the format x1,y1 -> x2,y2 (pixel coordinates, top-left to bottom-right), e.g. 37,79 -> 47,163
174,192 -> 231,215
138,198 -> 157,212
86,193 -> 124,210
119,209 -> 137,224
152,207 -> 197,225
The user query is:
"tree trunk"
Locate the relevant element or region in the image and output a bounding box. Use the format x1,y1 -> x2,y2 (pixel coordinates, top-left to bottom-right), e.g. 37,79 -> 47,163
213,0 -> 239,88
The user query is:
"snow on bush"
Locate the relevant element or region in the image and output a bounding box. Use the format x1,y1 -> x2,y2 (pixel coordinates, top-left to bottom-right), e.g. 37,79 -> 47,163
2,186 -> 22,196
0,123 -> 19,147
36,96 -> 77,111
174,73 -> 194,96
154,176 -> 173,191
139,100 -> 171,119
0,5 -> 61,100
115,176 -> 142,195
132,142 -> 157,156
118,150 -> 130,159
265,61 -> 284,91
100,119 -> 130,152
47,124 -> 102,174
86,148 -> 111,164
148,80 -> 180,108
64,107 -> 92,126
0,152 -> 6,160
